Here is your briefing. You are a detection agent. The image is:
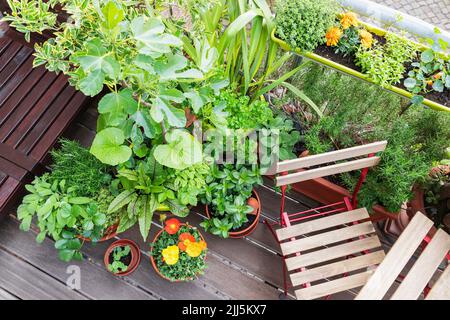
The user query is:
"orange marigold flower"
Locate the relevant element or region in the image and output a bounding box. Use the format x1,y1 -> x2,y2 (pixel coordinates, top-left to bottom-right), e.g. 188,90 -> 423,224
359,29 -> 373,48
164,218 -> 181,235
198,240 -> 207,250
162,245 -> 179,265
325,27 -> 342,46
178,232 -> 196,251
186,241 -> 203,258
340,12 -> 358,29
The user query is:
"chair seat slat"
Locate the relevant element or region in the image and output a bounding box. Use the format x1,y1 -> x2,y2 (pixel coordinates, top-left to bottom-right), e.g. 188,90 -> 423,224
356,212 -> 433,300
425,265 -> 450,300
280,221 -> 376,255
285,235 -> 382,271
276,208 -> 369,241
290,250 -> 385,287
296,271 -> 374,300
392,229 -> 450,300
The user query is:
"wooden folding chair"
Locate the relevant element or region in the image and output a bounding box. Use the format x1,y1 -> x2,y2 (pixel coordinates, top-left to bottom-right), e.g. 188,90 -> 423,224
356,211 -> 450,300
265,141 -> 388,299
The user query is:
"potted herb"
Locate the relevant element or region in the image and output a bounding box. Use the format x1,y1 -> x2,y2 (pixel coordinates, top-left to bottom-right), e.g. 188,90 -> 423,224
104,239 -> 141,276
17,140 -> 118,261
150,218 -> 207,282
200,163 -> 262,238
408,149 -> 450,232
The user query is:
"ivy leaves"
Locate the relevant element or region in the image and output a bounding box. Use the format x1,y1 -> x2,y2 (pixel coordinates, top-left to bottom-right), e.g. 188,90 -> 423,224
90,128 -> 132,165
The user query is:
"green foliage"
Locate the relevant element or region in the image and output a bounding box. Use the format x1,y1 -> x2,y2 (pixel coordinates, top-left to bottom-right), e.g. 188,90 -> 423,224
90,127 -> 132,166
335,27 -> 360,57
404,38 -> 450,94
50,139 -> 111,197
292,63 -> 450,213
151,225 -> 207,281
200,163 -> 262,238
180,0 -> 283,97
2,0 -> 58,42
355,33 -> 418,86
275,0 -> 339,52
17,175 -> 110,261
165,162 -> 211,207
215,90 -> 273,129
261,114 -> 301,161
153,129 -> 203,170
108,245 -> 131,274
290,62 -> 405,118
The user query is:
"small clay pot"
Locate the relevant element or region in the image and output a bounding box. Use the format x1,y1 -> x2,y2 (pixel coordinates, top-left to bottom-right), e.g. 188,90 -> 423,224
150,224 -> 206,282
205,189 -> 261,238
104,239 -> 141,276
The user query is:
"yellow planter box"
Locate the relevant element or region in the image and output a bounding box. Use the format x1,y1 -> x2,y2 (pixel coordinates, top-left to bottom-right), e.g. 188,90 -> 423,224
271,22 -> 450,113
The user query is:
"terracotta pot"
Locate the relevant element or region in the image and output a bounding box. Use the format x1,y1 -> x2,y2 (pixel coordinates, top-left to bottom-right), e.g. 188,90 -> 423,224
103,239 -> 141,276
205,189 -> 261,239
150,224 -> 206,282
78,223 -> 118,243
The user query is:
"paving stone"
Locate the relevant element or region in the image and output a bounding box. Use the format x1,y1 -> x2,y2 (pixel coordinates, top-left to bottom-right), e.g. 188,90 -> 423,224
371,0 -> 450,32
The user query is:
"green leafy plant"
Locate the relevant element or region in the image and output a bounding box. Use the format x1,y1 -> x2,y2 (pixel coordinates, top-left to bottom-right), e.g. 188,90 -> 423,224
151,223 -> 207,281
335,27 -> 361,57
356,33 -> 418,86
17,174 -> 112,261
200,162 -> 262,238
215,90 -> 273,129
404,38 -> 450,94
260,114 -> 301,161
3,0 -> 222,168
50,139 -> 112,197
275,0 -> 339,52
164,162 -> 211,207
2,0 -> 58,42
108,245 -> 131,274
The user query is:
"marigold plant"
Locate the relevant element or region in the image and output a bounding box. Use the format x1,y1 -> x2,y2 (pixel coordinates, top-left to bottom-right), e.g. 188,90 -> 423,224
164,218 -> 181,235
359,29 -> 373,48
152,221 -> 207,281
326,27 -> 343,46
340,12 -> 358,29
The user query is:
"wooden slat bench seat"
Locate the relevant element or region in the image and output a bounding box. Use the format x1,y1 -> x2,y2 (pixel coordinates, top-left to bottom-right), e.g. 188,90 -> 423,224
0,25 -> 90,218
276,208 -> 385,300
356,212 -> 450,300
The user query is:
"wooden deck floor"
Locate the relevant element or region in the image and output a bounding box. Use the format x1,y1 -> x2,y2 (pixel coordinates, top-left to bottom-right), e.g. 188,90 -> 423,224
0,103 -> 396,300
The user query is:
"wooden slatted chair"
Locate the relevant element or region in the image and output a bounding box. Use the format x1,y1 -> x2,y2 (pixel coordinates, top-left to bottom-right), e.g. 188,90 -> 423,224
356,211 -> 450,300
265,141 -> 388,299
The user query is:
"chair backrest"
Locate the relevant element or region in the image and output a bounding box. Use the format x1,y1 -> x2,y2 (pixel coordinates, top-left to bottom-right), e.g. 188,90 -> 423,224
356,212 -> 450,300
273,141 -> 387,187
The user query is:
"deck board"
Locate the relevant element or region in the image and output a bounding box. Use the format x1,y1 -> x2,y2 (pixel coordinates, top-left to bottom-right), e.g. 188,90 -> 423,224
0,247 -> 88,300
0,217 -> 156,300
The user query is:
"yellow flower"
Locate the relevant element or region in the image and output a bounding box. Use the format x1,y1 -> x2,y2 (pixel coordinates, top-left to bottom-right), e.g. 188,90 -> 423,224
186,241 -> 203,258
359,29 -> 373,48
325,27 -> 342,46
162,245 -> 179,265
340,12 -> 358,29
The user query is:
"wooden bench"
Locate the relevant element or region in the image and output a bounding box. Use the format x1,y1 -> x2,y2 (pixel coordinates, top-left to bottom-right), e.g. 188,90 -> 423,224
0,24 -> 90,217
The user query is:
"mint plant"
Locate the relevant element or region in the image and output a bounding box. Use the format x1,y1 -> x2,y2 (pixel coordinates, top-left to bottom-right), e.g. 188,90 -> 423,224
17,174 -> 110,261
